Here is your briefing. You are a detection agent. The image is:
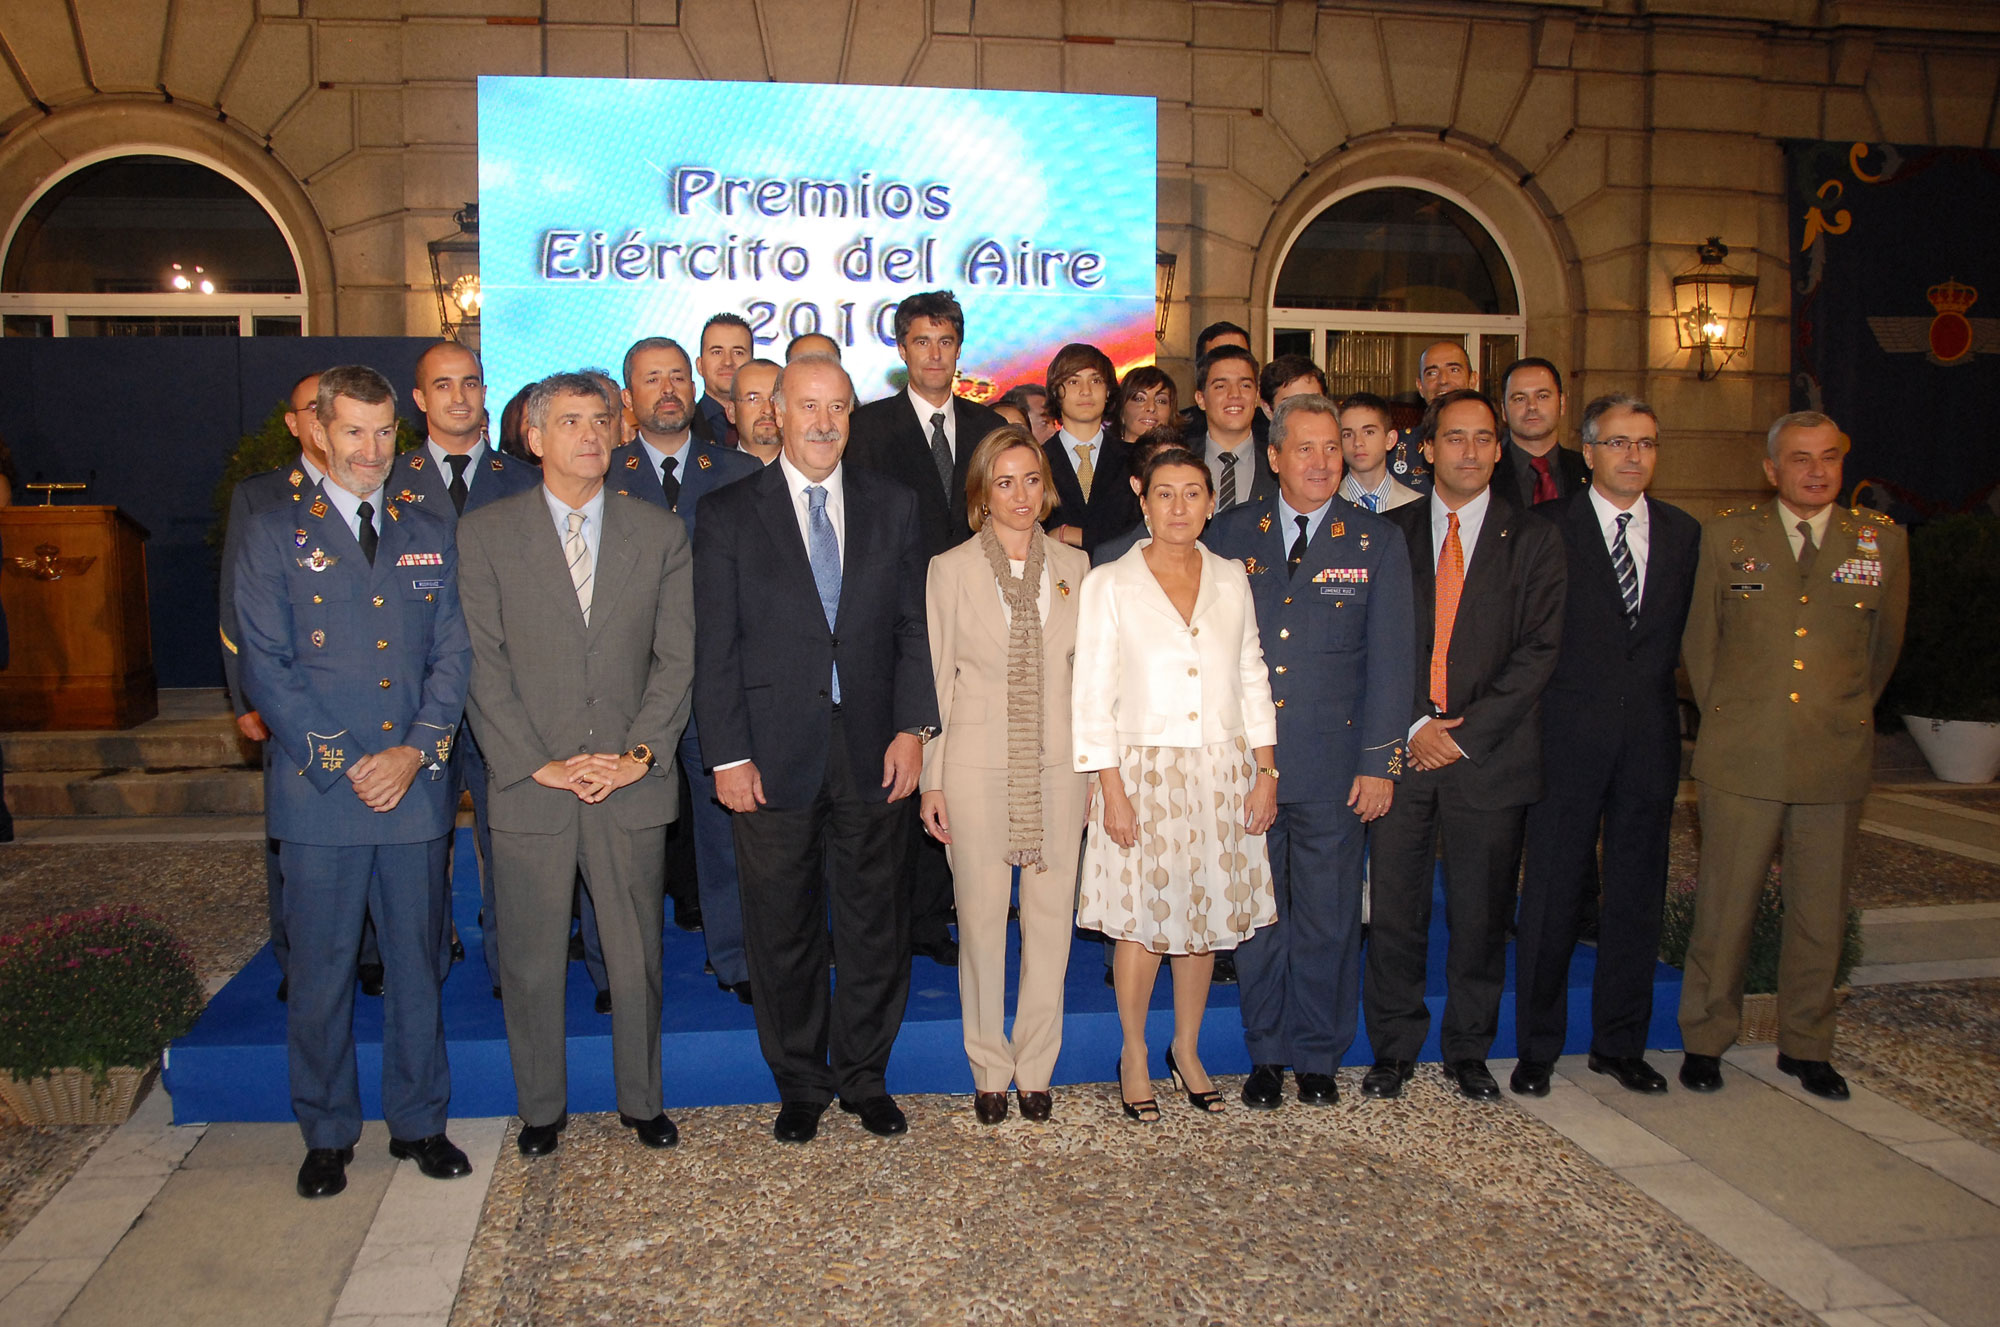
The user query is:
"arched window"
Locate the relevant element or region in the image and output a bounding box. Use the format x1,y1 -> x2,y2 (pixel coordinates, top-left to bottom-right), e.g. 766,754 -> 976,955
2,154 -> 305,337
1268,182 -> 1525,417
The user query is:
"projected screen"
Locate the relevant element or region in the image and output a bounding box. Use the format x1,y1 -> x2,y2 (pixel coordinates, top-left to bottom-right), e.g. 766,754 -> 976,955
477,77 -> 1158,410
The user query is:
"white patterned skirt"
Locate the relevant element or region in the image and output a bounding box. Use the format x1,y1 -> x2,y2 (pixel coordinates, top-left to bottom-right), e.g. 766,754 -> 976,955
1078,737 -> 1276,955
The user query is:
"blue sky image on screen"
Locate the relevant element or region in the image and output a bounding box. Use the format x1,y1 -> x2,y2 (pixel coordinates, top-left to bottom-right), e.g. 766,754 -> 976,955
478,77 -> 1157,411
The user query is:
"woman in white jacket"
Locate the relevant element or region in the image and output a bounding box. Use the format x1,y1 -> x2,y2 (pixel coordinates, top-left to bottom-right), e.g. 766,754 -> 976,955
1074,446 -> 1279,1121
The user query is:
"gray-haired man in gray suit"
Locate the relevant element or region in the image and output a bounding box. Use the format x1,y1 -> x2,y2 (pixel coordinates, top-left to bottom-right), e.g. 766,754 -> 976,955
457,372 -> 695,1157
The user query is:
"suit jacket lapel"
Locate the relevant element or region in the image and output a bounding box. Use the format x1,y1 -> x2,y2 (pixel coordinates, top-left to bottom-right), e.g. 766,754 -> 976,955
1567,492 -> 1627,624
755,467 -> 822,612
523,491 -> 589,631
1044,440 -> 1085,517
834,473 -> 874,633
585,497 -> 638,639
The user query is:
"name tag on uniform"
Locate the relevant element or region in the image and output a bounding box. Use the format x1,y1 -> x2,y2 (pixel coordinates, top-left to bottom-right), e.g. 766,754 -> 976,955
1312,567 -> 1369,584
412,578 -> 444,590
1318,585 -> 1358,597
397,552 -> 444,566
1728,582 -> 1765,593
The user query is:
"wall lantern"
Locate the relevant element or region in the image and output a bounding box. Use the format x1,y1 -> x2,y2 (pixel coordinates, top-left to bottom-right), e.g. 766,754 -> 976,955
1155,249 -> 1177,340
428,203 -> 481,349
1671,237 -> 1757,381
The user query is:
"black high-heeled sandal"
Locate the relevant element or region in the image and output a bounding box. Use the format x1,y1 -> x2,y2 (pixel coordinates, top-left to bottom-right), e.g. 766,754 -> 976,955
1165,1047 -> 1226,1113
1115,1058 -> 1159,1122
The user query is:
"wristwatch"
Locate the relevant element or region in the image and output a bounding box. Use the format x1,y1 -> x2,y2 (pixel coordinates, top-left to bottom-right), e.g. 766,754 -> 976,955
625,743 -> 656,768
905,726 -> 941,744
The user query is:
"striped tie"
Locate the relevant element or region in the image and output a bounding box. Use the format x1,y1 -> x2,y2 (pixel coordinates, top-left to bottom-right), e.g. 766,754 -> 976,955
565,511 -> 592,626
1360,491 -> 1380,512
1219,452 -> 1238,509
1611,511 -> 1640,629
807,485 -> 842,703
1429,511 -> 1464,711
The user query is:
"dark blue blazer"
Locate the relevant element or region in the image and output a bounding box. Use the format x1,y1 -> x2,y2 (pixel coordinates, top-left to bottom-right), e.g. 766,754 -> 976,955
846,391 -> 1008,559
1205,494 -> 1416,799
1535,488 -> 1700,799
692,462 -> 938,809
608,436 -> 760,534
1043,424 -> 1136,553
219,462 -> 323,716
233,493 -> 469,844
387,444 -> 540,525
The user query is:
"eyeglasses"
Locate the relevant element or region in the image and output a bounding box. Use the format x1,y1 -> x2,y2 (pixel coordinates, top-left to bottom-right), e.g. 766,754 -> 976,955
1592,436 -> 1658,452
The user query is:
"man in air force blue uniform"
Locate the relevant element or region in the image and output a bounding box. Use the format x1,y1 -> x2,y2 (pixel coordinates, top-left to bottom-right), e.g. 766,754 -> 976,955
235,365 -> 473,1200
1204,394 -> 1415,1108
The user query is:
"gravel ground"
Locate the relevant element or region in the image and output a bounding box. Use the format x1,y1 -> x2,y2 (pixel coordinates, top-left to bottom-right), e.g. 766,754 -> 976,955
0,841 -> 265,1247
1666,803 -> 2000,908
1840,978 -> 2000,1151
452,1074 -> 1814,1327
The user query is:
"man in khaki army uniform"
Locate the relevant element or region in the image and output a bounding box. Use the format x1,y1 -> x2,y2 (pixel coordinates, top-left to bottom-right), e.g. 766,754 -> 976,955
1677,410 -> 1907,1100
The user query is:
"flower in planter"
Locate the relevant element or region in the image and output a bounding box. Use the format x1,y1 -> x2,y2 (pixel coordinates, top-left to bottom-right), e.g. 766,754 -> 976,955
0,906 -> 204,1088
1657,866 -> 1864,994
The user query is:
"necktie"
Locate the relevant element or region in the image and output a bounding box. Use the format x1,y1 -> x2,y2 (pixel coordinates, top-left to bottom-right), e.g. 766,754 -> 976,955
565,511 -> 592,626
445,454 -> 469,515
661,455 -> 680,511
1611,511 -> 1640,628
1530,453 -> 1557,504
929,411 -> 953,497
1796,519 -> 1817,576
356,500 -> 378,565
1074,443 -> 1094,501
1286,514 -> 1309,579
1430,511 -> 1464,712
1360,490 -> 1381,513
807,485 -> 842,703
1219,452 -> 1238,509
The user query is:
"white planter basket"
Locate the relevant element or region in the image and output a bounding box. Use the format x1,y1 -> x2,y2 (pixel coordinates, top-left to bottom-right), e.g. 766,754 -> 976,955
1902,715 -> 2000,785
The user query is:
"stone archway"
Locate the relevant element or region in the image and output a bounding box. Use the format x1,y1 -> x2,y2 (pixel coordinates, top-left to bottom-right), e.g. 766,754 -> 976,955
0,99 -> 335,332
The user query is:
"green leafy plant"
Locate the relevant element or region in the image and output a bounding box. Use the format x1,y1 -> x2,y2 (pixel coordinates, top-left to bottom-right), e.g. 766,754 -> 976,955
1881,514 -> 2000,723
207,398 -> 423,559
0,907 -> 205,1086
1658,869 -> 1863,994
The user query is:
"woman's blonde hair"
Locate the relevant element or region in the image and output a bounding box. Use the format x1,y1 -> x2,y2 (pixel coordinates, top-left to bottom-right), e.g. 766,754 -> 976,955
964,425 -> 1058,532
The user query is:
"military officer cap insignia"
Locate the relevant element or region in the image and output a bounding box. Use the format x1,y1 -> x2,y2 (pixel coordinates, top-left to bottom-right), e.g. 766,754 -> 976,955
298,547 -> 338,571
409,455 -> 425,470
289,469 -> 304,488
311,629 -> 325,648
310,497 -> 329,519
625,455 -> 641,470
1257,513 -> 1272,533
698,453 -> 713,470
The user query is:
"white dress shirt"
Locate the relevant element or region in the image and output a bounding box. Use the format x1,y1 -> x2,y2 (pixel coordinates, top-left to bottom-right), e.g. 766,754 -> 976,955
1588,485 -> 1649,605
777,454 -> 846,564
909,386 -> 956,457
1430,486 -> 1492,573
1778,500 -> 1834,560
299,454 -> 327,488
1275,494 -> 1333,553
426,437 -> 489,490
320,479 -> 383,547
542,483 -> 605,587
1205,434 -> 1260,507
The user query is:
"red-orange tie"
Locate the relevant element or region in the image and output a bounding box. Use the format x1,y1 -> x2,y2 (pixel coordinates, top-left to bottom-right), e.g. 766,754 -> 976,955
1430,512 -> 1464,711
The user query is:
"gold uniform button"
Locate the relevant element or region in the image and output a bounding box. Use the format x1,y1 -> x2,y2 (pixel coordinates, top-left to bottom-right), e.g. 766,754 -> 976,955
1795,627 -> 1807,637
1283,596 -> 1293,604
1275,665 -> 1287,675
373,595 -> 385,607
1799,595 -> 1809,604
379,679 -> 392,689
1188,667 -> 1198,677
1188,711 -> 1198,721
1789,692 -> 1800,703
1792,659 -> 1804,670
1275,699 -> 1285,708
426,593 -> 435,602
381,721 -> 394,731
1854,601 -> 1864,609
1190,627 -> 1199,636
1078,756 -> 1088,765
1279,628 -> 1290,639
312,594 -> 323,604
376,640 -> 388,649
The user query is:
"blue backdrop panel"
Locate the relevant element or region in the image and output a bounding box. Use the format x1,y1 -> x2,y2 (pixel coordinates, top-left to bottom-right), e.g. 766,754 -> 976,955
163,829 -> 1684,1123
0,336 -> 433,689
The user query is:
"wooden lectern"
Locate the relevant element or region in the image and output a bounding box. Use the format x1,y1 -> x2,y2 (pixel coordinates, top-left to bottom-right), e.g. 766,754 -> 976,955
0,506 -> 157,730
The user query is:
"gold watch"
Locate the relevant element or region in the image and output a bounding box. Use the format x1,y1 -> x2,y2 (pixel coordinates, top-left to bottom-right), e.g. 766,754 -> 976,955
625,743 -> 656,768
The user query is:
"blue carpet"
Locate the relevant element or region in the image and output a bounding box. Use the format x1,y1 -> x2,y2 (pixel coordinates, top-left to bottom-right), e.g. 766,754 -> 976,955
164,829 -> 1683,1124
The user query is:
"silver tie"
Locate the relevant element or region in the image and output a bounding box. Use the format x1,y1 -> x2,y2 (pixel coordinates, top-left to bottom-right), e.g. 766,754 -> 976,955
566,510 -> 592,626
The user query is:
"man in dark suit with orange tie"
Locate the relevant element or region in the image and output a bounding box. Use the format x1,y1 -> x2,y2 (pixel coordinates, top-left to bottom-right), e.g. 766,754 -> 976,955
1362,388 -> 1566,1102
1510,395 -> 1700,1098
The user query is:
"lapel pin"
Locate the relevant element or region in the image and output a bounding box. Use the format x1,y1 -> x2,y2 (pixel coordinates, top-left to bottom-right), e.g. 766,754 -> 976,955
309,498 -> 329,519
289,469 -> 304,488
1257,513 -> 1272,533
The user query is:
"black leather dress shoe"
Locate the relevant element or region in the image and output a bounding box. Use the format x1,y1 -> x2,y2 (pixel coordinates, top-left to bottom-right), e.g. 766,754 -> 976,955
275,977 -> 288,1004
1589,1052 -> 1669,1094
674,906 -> 704,932
450,935 -> 465,963
731,982 -> 753,1005
517,1114 -> 568,1157
1776,1053 -> 1850,1100
1679,1053 -> 1724,1092
1211,952 -> 1238,984
594,990 -> 613,1015
1016,1090 -> 1052,1122
297,1146 -> 353,1198
1296,1072 -> 1339,1106
1510,1060 -> 1553,1097
1445,1059 -> 1501,1101
389,1133 -> 472,1179
974,1092 -> 1009,1125
1360,1060 -> 1414,1099
914,937 -> 959,967
840,1094 -> 909,1137
774,1100 -> 826,1143
620,1112 -> 679,1148
358,963 -> 385,998
1241,1064 -> 1285,1109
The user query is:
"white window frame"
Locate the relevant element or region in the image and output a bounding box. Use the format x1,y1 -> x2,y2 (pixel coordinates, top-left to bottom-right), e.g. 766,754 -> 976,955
1,145 -> 310,336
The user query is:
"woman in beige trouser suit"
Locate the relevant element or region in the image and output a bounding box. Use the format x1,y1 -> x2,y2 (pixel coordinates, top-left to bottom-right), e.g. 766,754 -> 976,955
920,426 -> 1091,1124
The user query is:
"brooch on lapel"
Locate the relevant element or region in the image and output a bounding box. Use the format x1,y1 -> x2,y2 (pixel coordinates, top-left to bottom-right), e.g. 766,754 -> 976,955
309,497 -> 329,519
697,453 -> 713,470
615,488 -> 629,497
1257,513 -> 1272,533
289,469 -> 304,488
1056,579 -> 1071,597
310,630 -> 325,648
1242,556 -> 1267,576
294,529 -> 309,548
298,548 -> 337,572
489,457 -> 504,471
625,455 -> 640,470
408,455 -> 425,470
397,489 -> 421,504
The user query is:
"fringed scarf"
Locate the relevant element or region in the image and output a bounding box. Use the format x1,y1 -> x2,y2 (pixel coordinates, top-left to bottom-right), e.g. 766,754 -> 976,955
976,521 -> 1048,870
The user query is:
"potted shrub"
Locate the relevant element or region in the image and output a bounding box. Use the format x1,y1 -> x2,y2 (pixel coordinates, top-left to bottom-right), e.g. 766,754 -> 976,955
1658,869 -> 1864,1044
1881,514 -> 2000,783
0,907 -> 205,1124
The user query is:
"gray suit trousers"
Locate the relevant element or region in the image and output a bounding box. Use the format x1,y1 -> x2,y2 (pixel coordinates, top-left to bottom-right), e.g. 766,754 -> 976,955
493,812 -> 666,1124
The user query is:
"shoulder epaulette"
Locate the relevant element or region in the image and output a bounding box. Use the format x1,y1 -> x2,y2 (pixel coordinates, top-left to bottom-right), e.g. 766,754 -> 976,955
1851,505 -> 1895,524
1714,506 -> 1735,517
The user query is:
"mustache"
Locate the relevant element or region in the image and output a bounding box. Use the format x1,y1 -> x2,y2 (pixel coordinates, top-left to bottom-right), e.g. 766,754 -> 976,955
803,427 -> 842,444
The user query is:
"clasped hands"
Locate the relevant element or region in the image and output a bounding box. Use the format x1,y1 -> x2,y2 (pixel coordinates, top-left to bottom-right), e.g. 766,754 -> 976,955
1408,716 -> 1466,772
532,752 -> 650,804
346,746 -> 425,813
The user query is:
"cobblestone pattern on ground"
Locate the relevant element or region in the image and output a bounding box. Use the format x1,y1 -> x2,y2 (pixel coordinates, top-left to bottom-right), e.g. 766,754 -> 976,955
451,1077 -> 1814,1327
1840,978 -> 2000,1151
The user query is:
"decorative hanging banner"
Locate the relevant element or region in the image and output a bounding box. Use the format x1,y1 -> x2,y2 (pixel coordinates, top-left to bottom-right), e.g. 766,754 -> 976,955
1786,140 -> 2000,518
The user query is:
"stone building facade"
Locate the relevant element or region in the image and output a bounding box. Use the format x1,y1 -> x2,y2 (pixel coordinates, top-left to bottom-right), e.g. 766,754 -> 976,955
0,0 -> 1995,507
